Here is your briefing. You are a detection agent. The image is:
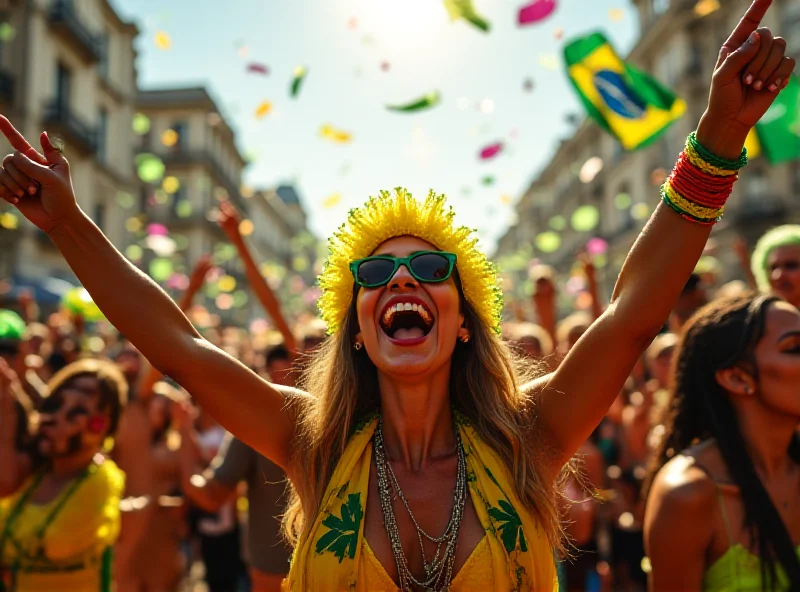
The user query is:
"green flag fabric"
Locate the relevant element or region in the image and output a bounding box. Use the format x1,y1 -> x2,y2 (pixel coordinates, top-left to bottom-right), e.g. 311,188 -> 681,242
753,75 -> 800,164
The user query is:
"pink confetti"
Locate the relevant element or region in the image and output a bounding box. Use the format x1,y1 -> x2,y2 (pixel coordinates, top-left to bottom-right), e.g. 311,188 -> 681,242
166,273 -> 190,291
146,223 -> 168,236
247,63 -> 269,75
479,142 -> 504,160
380,61 -> 390,72
518,0 -> 557,25
587,238 -> 608,255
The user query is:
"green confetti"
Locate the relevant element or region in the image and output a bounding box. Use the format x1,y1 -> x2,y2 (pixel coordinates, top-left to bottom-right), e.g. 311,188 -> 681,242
135,153 -> 165,183
614,193 -> 632,209
481,175 -> 495,186
386,91 -> 441,113
176,200 -> 193,218
132,113 -> 151,135
442,0 -> 491,32
0,23 -> 16,43
116,191 -> 134,209
149,258 -> 173,282
535,232 -> 562,253
631,202 -> 651,220
570,205 -> 600,232
291,65 -> 307,98
232,290 -> 248,308
549,215 -> 567,231
125,244 -> 143,260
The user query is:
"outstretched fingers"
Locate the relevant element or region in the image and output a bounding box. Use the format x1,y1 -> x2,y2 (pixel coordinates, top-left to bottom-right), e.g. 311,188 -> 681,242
0,116 -> 47,165
719,0 -> 772,61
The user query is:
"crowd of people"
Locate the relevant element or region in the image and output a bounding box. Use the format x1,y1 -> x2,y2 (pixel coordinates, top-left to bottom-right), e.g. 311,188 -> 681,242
0,1 -> 798,590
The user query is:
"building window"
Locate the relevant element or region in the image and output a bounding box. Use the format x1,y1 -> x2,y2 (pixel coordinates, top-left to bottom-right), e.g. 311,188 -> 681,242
99,33 -> 110,80
98,108 -> 108,163
171,121 -> 187,152
56,63 -> 71,109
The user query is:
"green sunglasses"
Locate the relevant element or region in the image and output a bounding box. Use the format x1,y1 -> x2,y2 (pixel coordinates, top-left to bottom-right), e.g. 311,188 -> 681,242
350,251 -> 457,288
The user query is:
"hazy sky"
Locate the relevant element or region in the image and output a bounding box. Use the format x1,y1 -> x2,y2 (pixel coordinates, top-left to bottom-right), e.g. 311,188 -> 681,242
113,0 -> 639,250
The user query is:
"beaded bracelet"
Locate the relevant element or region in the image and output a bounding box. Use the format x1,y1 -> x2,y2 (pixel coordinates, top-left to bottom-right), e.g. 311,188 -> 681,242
660,132 -> 747,225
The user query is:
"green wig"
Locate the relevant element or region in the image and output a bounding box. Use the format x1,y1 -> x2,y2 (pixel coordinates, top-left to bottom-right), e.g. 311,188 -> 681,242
751,225 -> 800,292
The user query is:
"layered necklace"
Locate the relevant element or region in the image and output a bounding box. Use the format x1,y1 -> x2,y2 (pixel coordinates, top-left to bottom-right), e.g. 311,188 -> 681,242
373,419 -> 468,592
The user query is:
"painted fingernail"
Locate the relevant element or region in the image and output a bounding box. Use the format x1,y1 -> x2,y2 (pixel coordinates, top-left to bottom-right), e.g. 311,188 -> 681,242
768,83 -> 778,92
28,185 -> 36,195
744,73 -> 754,85
753,80 -> 763,90
774,78 -> 782,88
748,31 -> 759,44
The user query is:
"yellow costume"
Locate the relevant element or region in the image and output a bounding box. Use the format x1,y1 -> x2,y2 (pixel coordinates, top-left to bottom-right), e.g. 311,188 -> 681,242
0,457 -> 125,592
285,414 -> 558,591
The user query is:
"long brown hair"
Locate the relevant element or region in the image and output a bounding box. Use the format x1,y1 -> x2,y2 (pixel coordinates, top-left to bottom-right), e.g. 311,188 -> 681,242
282,285 -> 566,551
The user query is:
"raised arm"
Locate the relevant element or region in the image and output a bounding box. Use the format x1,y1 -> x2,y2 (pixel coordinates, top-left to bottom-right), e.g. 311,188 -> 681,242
530,0 -> 795,476
0,119 -> 297,471
216,200 -> 298,354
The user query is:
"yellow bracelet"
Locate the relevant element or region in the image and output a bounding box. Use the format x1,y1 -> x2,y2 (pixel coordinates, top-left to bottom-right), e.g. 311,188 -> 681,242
663,182 -> 725,220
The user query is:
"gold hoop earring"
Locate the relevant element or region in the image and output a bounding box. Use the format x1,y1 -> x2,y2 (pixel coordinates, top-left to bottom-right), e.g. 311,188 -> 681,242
460,334 -> 470,343
353,342 -> 363,351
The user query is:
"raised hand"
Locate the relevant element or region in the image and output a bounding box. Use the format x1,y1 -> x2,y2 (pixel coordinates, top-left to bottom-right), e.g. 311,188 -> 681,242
187,255 -> 213,294
0,116 -> 79,233
706,0 -> 795,136
217,199 -> 242,242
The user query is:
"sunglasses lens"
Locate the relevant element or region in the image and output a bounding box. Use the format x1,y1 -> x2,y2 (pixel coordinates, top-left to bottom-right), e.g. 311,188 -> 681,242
411,253 -> 452,281
356,258 -> 396,286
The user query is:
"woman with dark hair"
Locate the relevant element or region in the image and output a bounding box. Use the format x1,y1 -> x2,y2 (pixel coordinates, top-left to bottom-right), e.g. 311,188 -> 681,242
644,293 -> 800,591
0,2 -> 794,588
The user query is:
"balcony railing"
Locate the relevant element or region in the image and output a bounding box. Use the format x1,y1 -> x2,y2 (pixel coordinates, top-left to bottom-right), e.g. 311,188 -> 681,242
42,102 -> 97,155
0,70 -> 13,105
48,0 -> 102,63
155,149 -> 246,209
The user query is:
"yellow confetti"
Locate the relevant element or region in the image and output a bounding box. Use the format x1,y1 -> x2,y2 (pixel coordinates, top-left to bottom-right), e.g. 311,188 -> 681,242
125,217 -> 143,233
241,185 -> 255,198
162,176 -> 180,194
538,54 -> 559,71
239,219 -> 254,236
319,124 -> 352,144
0,212 -> 18,229
500,195 -> 512,205
693,0 -> 720,17
161,129 -> 179,147
154,31 -> 172,50
218,275 -> 237,292
293,65 -> 306,78
254,101 -> 272,119
322,193 -> 342,209
609,8 -> 625,21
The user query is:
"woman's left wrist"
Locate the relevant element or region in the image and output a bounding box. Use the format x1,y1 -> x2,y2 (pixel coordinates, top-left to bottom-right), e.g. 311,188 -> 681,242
696,113 -> 750,160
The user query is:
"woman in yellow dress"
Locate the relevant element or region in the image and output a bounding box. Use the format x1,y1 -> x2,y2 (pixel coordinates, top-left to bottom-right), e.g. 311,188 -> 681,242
0,1 -> 793,588
0,358 -> 127,592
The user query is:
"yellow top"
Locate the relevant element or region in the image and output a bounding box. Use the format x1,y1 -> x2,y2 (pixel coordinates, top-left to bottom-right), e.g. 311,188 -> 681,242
360,536 -> 494,591
285,413 -> 558,591
703,545 -> 800,592
0,457 -> 125,592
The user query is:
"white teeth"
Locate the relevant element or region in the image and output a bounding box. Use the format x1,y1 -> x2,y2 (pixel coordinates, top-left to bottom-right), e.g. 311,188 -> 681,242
412,303 -> 418,311
404,303 -> 413,311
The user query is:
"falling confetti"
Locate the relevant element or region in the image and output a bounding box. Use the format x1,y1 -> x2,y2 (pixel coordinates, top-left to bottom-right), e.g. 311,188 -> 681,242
153,189 -> 169,204
380,61 -> 390,72
523,78 -> 535,92
386,91 -> 441,113
518,0 -> 557,25
609,8 -> 625,21
319,124 -> 352,144
0,212 -> 18,229
162,176 -> 180,194
247,63 -> 269,75
579,157 -> 604,183
322,193 -> 342,209
132,113 -> 151,135
614,193 -> 632,209
536,232 -> 562,253
500,195 -> 513,205
149,259 -> 174,282
135,154 -> 165,184
478,99 -> 495,114
443,0 -> 491,32
145,234 -> 177,257
62,288 -> 104,322
549,215 -> 567,231
571,205 -> 600,232
538,54 -> 559,70
239,219 -> 254,236
176,200 -> 193,218
237,45 -> 250,59
290,66 -> 307,98
116,192 -> 134,209
479,142 -> 504,160
254,101 -> 272,119
632,202 -> 651,220
146,223 -> 168,236
693,0 -> 720,17
161,129 -> 179,147
481,175 -> 495,186
154,31 -> 172,50
218,275 -> 237,292
124,217 -> 143,233
553,27 -> 564,40
216,294 -> 234,310
125,245 -> 143,261
586,237 -> 608,255
347,16 -> 358,29
0,23 -> 16,43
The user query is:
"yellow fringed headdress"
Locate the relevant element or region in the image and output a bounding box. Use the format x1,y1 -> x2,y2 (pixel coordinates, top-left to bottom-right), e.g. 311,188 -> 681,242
318,188 -> 503,334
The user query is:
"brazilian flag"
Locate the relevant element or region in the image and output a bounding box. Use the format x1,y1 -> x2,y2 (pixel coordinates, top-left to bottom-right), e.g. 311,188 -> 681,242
564,32 -> 686,151
750,75 -> 800,164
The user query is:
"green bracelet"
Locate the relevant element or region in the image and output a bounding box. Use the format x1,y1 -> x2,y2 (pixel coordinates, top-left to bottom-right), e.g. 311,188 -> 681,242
687,131 -> 748,170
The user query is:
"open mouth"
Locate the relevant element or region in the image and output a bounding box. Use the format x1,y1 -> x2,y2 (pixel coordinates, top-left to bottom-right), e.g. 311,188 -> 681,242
379,299 -> 434,341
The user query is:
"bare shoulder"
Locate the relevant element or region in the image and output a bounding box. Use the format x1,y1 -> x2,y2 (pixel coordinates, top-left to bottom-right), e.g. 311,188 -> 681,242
648,453 -> 718,517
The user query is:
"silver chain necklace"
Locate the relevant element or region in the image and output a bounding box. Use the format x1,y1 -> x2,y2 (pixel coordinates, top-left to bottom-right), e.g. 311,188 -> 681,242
373,418 -> 468,591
